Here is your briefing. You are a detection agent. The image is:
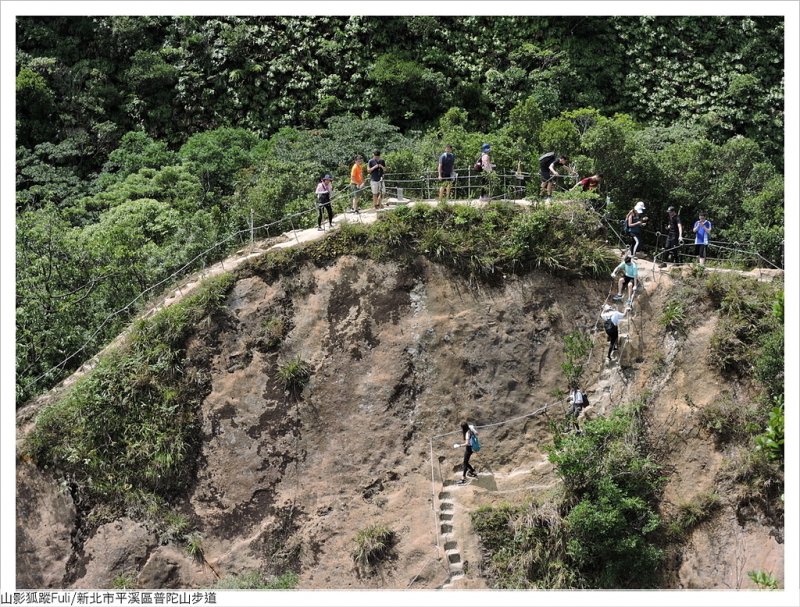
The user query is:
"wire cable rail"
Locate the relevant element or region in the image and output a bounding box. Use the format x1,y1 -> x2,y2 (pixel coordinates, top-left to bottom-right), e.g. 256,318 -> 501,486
22,172 -> 782,401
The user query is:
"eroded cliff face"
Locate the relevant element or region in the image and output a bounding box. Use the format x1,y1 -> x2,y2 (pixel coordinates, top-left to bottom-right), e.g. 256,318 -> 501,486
16,254 -> 783,590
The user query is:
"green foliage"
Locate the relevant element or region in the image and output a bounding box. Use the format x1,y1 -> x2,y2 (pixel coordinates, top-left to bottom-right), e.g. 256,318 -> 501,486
754,404 -> 784,463
748,570 -> 779,590
111,574 -> 137,589
185,531 -> 205,561
475,400 -> 664,589
24,273 -> 235,507
215,571 -> 299,590
351,525 -> 397,576
667,492 -> 721,539
560,330 -> 592,388
277,356 -> 311,393
658,299 -> 687,334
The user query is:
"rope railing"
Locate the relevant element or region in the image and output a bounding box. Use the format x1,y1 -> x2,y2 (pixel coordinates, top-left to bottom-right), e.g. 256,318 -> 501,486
23,203 -> 325,396
23,170 -> 781,402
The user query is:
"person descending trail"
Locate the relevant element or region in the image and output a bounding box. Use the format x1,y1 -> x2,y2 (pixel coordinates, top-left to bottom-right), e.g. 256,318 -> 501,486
453,421 -> 479,485
602,303 -> 630,360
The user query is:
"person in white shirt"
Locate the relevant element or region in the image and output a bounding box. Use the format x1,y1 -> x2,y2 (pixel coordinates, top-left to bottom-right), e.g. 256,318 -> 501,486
602,303 -> 630,359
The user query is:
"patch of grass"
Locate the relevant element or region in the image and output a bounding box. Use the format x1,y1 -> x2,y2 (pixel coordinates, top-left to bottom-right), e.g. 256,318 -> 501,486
658,299 -> 687,334
667,492 -> 721,539
277,356 -> 311,393
560,330 -> 592,389
698,396 -> 763,446
261,315 -> 286,350
351,524 -> 397,576
215,571 -> 299,590
111,574 -> 137,589
25,273 -> 235,509
748,570 -> 779,589
185,531 -> 204,561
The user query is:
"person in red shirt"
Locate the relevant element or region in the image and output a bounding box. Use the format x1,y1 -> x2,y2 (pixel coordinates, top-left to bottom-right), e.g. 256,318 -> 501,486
572,173 -> 603,192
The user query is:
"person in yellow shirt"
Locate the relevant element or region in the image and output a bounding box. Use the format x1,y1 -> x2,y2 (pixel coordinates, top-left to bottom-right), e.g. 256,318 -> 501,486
349,155 -> 365,213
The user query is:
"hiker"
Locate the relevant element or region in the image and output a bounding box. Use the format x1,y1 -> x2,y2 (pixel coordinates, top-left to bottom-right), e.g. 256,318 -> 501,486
625,201 -> 648,258
539,152 -> 572,201
349,155 -> 365,213
692,211 -> 713,265
477,143 -> 494,200
367,149 -> 387,209
438,144 -> 456,201
611,255 -> 638,305
567,387 -> 586,418
602,303 -> 630,359
453,421 -> 479,484
663,206 -> 684,264
315,174 -> 335,231
571,173 -> 603,192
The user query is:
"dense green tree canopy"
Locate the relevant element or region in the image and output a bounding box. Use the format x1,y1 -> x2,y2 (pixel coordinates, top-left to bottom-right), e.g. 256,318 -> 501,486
15,15 -> 784,404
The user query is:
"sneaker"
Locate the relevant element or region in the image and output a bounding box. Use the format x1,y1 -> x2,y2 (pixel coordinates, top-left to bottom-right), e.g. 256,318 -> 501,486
467,471 -> 478,478
545,197 -> 552,203
317,227 -> 324,231
626,299 -> 632,305
612,295 -> 623,302
457,479 -> 468,485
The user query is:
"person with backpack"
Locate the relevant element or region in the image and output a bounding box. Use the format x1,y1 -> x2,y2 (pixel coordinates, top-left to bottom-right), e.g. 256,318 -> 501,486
692,211 -> 713,265
568,386 -> 588,418
602,303 -> 630,360
539,152 -> 572,202
438,144 -> 456,202
662,206 -> 684,264
367,149 -> 388,209
625,201 -> 648,258
453,421 -> 479,484
315,174 -> 335,231
474,143 -> 493,201
611,255 -> 639,305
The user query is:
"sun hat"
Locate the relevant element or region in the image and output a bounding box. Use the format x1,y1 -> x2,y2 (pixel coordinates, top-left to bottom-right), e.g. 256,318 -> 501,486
322,174 -> 333,180
634,201 -> 646,212
481,143 -> 491,151
603,304 -> 613,312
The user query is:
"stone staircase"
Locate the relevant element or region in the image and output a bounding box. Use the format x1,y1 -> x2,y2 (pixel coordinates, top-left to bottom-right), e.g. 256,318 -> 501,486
437,480 -> 466,588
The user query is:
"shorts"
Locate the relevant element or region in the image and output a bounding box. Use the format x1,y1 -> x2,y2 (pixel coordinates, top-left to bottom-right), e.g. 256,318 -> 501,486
540,167 -> 551,182
351,182 -> 366,196
695,243 -> 708,258
621,275 -> 635,289
370,180 -> 385,195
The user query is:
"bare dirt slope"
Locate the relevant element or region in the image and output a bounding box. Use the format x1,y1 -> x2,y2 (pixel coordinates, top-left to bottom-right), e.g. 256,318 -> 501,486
17,208 -> 783,590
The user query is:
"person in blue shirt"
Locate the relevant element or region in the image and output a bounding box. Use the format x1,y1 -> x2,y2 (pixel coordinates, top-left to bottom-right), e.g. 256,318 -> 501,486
692,212 -> 713,265
611,255 -> 638,305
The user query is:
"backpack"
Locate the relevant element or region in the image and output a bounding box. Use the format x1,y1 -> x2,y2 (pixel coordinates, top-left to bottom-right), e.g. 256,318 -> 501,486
539,151 -> 556,168
473,155 -> 483,172
620,217 -> 630,234
468,425 -> 481,452
604,317 -> 615,334
580,390 -> 589,408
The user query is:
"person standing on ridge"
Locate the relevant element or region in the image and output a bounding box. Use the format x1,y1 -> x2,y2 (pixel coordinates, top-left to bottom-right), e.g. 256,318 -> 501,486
478,143 -> 494,201
663,206 -> 684,264
539,152 -> 573,202
349,155 -> 365,213
315,174 -> 335,231
692,211 -> 713,265
438,144 -> 456,202
453,421 -> 479,485
367,149 -> 387,209
625,201 -> 648,258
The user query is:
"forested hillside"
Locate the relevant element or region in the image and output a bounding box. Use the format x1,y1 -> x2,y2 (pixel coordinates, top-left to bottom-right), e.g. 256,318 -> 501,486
16,16 -> 784,404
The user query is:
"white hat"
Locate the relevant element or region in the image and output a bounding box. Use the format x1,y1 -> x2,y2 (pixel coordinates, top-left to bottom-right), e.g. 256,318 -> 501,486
634,201 -> 646,212
603,303 -> 613,312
